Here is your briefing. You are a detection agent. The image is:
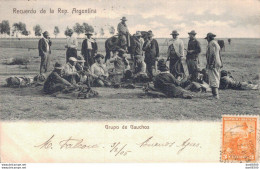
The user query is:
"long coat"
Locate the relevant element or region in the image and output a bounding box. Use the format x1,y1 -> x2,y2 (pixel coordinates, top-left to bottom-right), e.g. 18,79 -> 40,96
38,38 -> 51,57
38,38 -> 52,73
206,40 -> 222,88
81,38 -> 98,67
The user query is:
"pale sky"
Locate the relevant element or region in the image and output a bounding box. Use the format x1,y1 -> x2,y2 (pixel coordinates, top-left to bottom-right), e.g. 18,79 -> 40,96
0,0 -> 259,38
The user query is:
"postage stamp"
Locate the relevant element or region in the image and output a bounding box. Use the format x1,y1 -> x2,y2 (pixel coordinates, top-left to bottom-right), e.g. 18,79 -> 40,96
221,116 -> 259,163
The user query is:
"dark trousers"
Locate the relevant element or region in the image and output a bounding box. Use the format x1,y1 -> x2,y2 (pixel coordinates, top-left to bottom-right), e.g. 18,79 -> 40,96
145,61 -> 156,78
40,53 -> 50,74
83,49 -> 95,68
66,48 -> 77,63
169,58 -> 182,78
186,58 -> 199,81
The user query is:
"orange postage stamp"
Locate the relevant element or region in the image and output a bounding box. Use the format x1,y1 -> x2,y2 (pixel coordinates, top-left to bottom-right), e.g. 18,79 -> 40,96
221,116 -> 259,163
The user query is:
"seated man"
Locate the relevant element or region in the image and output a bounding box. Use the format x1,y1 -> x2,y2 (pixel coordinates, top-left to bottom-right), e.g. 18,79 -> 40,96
109,48 -> 130,85
110,48 -> 130,73
63,57 -> 80,84
220,70 -> 258,90
153,59 -> 192,98
43,62 -> 74,94
76,56 -> 93,86
90,54 -> 111,87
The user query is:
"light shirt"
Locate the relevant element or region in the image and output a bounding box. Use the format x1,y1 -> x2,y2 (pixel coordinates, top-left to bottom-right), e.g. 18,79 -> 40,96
43,37 -> 50,52
91,63 -> 108,77
117,22 -> 129,35
170,38 -> 184,57
63,63 -> 76,76
86,38 -> 94,50
66,36 -> 78,49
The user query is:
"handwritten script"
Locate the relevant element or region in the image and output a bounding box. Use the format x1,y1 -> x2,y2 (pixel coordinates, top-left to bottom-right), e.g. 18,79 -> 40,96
35,135 -> 201,157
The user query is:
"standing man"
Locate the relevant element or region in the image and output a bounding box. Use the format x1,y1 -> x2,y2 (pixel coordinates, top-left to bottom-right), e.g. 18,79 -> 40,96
132,31 -> 144,72
205,32 -> 222,99
167,30 -> 188,79
38,31 -> 52,74
142,30 -> 159,78
117,16 -> 130,50
65,29 -> 78,63
81,31 -> 98,67
186,30 -> 201,81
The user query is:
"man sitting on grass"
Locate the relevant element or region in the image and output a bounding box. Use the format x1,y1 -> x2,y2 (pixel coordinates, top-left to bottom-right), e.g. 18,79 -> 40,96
90,54 -> 111,87
43,62 -> 74,94
219,70 -> 258,90
63,57 -> 80,84
151,59 -> 193,99
43,62 -> 98,98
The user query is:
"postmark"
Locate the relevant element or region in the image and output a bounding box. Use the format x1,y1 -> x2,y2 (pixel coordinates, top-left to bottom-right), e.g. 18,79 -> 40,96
221,116 -> 259,163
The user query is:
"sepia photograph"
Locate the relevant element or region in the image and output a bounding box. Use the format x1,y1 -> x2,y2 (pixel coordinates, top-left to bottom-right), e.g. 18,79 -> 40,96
0,0 -> 259,164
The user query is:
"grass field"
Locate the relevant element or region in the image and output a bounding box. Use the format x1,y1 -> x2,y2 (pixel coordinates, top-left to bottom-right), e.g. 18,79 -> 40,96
0,38 -> 259,121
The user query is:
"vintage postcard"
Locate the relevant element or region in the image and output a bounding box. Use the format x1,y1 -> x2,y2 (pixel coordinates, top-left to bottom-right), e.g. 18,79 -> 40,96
0,0 -> 259,164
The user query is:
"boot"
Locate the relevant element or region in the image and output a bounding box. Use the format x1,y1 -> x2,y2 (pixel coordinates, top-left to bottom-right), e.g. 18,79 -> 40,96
212,87 -> 219,99
215,88 -> 220,99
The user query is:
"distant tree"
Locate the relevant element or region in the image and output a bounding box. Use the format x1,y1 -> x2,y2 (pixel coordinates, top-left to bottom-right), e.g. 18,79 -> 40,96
100,28 -> 105,37
82,22 -> 94,33
73,23 -> 84,36
22,30 -> 30,36
33,24 -> 42,37
53,26 -> 60,38
109,26 -> 115,35
12,22 -> 28,37
0,20 -> 10,35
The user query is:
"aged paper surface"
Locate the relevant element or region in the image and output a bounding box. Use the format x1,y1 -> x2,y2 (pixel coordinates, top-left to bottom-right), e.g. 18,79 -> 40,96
0,0 -> 259,163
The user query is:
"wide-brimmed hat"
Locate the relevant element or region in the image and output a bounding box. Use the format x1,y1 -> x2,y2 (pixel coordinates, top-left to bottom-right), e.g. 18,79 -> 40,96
95,54 -> 104,59
42,31 -> 50,36
157,59 -> 169,72
204,32 -> 216,39
188,30 -> 197,35
54,62 -> 63,69
147,31 -> 154,37
170,30 -> 179,35
69,57 -> 77,62
77,56 -> 85,62
121,17 -> 127,21
135,31 -> 142,37
85,31 -> 93,35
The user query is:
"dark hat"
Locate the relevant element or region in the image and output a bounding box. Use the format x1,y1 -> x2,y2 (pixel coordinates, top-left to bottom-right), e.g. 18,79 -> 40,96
221,70 -> 228,77
188,30 -> 197,35
204,32 -> 216,39
77,56 -> 85,62
134,31 -> 142,37
121,17 -> 127,21
42,31 -> 50,36
95,54 -> 104,59
148,31 -> 154,37
85,31 -> 93,35
157,59 -> 169,72
170,30 -> 179,35
54,62 -> 63,69
124,70 -> 133,79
